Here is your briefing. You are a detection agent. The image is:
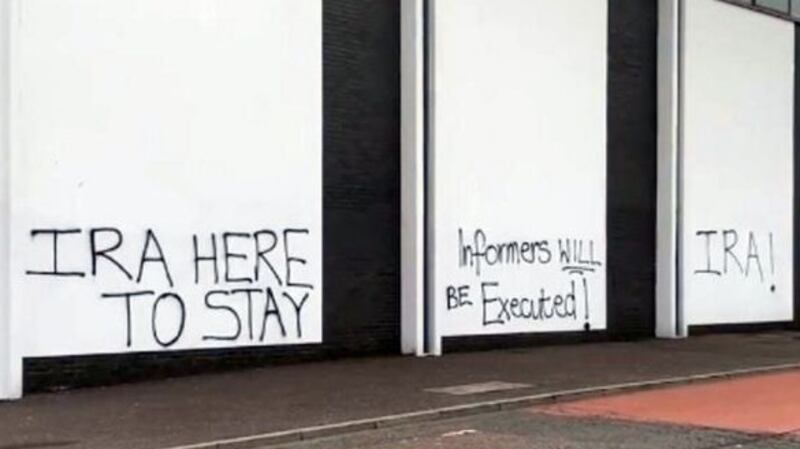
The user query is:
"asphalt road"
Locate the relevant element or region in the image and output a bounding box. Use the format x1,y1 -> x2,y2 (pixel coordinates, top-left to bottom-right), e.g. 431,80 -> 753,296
271,409 -> 800,449
271,370 -> 800,449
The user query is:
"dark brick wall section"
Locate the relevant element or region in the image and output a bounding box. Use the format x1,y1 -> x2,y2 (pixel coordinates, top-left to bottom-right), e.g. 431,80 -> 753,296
606,0 -> 658,338
24,0 -> 401,393
322,0 -> 401,353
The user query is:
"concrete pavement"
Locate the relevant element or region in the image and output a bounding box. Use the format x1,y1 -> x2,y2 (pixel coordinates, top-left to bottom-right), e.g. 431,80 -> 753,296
1,332 -> 800,449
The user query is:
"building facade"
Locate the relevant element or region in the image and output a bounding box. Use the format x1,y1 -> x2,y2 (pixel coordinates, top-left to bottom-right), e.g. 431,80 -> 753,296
0,0 -> 798,400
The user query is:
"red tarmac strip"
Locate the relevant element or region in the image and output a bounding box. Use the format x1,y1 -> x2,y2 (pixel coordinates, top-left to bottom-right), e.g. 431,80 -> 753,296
536,370 -> 800,436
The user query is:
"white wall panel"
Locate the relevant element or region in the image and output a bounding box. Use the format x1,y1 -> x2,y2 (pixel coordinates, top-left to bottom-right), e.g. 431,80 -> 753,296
682,0 -> 794,325
10,0 -> 322,356
431,0 -> 608,337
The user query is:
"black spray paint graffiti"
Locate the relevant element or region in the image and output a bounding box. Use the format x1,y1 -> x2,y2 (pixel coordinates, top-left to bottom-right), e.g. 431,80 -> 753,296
25,228 -> 315,348
693,229 -> 777,293
457,229 -> 602,277
447,228 -> 602,331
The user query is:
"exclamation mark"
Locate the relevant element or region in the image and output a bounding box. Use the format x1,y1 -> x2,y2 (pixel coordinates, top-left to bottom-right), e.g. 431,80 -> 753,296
582,277 -> 591,331
769,232 -> 776,293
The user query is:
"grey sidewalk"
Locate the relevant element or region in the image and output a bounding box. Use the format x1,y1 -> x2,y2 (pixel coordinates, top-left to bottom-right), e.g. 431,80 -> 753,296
2,332 -> 800,449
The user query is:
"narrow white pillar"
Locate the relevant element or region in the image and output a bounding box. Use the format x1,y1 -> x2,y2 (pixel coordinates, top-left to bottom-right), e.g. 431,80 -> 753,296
0,0 -> 20,400
401,0 -> 426,356
424,0 -> 441,357
656,0 -> 687,338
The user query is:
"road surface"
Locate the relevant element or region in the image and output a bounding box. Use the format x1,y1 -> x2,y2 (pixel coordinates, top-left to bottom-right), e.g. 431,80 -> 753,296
273,371 -> 800,449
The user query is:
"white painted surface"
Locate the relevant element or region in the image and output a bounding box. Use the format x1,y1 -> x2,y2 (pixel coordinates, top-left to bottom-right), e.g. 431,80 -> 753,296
10,0 -> 322,357
0,0 -> 20,400
426,0 -> 442,355
682,0 -> 794,325
431,0 -> 608,337
426,381 -> 530,396
401,0 -> 426,356
656,0 -> 686,338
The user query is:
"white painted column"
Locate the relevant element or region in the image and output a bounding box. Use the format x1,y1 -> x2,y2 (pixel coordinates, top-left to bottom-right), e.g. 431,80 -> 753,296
0,0 -> 20,400
656,0 -> 687,338
401,0 -> 426,356
425,0 -> 441,356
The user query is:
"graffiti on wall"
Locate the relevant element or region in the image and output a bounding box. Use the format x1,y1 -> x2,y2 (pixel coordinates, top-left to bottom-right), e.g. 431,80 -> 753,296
443,228 -> 604,332
24,227 -> 317,349
693,229 -> 776,293
12,0 -> 323,358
